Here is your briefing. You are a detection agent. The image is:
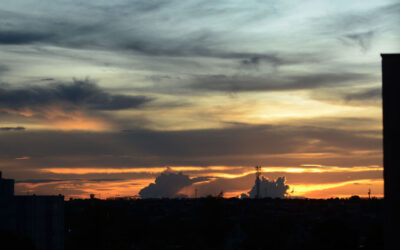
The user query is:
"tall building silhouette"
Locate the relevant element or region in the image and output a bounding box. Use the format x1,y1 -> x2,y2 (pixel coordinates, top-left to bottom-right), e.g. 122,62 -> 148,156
0,172 -> 64,250
0,171 -> 16,231
381,54 -> 400,250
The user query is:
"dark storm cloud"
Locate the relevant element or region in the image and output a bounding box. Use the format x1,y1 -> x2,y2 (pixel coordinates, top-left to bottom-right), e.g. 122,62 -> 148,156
0,79 -> 152,111
0,124 -> 381,167
188,72 -> 372,92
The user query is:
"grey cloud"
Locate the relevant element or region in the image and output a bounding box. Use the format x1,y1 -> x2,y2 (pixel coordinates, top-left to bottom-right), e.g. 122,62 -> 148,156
0,5 -> 317,69
345,87 -> 381,101
0,126 -> 25,131
341,30 -> 375,52
0,65 -> 8,74
241,56 -> 261,66
316,2 -> 400,47
311,86 -> 381,107
0,31 -> 55,45
15,178 -> 123,184
318,2 -> 400,32
0,79 -> 152,112
15,179 -> 63,184
238,54 -> 293,69
188,72 -> 372,92
238,53 -> 323,69
124,41 -> 312,67
0,124 -> 381,167
123,36 -> 326,69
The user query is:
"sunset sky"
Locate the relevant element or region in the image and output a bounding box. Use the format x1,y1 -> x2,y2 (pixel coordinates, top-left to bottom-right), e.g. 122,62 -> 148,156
1,0 -> 399,199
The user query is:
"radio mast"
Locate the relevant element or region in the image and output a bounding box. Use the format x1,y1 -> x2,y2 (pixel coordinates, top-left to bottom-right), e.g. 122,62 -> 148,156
255,166 -> 261,199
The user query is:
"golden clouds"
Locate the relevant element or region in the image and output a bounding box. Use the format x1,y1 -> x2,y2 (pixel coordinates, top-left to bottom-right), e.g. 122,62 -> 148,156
2,106 -> 111,131
45,111 -> 111,131
39,166 -> 239,175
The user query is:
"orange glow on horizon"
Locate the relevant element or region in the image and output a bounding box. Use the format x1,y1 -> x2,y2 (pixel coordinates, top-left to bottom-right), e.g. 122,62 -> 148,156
25,165 -> 384,199
289,179 -> 383,196
198,179 -> 384,199
39,166 -> 242,175
39,165 -> 383,175
15,178 -> 384,200
15,178 -> 154,199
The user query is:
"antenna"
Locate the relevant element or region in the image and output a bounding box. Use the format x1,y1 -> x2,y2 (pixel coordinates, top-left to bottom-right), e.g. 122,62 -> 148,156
368,188 -> 371,199
255,166 -> 261,199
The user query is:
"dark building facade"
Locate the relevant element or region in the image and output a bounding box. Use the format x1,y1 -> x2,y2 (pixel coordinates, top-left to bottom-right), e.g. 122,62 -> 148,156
0,172 -> 64,250
381,54 -> 400,250
0,172 -> 16,232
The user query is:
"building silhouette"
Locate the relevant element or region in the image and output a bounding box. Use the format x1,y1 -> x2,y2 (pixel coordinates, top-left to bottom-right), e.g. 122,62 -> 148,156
0,172 -> 64,250
382,53 -> 400,250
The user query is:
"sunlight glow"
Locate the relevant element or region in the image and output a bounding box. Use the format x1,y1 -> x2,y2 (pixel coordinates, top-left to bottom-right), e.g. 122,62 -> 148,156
290,179 -> 384,198
39,165 -> 382,175
39,166 -> 238,175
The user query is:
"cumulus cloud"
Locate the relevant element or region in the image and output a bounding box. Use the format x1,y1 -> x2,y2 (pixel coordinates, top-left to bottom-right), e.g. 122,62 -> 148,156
139,169 -> 206,198
241,176 -> 289,199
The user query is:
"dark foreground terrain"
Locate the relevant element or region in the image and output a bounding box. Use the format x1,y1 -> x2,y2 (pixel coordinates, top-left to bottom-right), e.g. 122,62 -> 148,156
65,197 -> 383,250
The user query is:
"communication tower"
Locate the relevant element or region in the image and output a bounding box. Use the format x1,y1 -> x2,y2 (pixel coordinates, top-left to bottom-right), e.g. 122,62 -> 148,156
255,166 -> 261,199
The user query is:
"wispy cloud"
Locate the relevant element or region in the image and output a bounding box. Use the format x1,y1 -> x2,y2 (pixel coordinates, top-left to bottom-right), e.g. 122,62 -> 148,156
187,72 -> 373,93
345,87 -> 381,101
340,30 -> 375,52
